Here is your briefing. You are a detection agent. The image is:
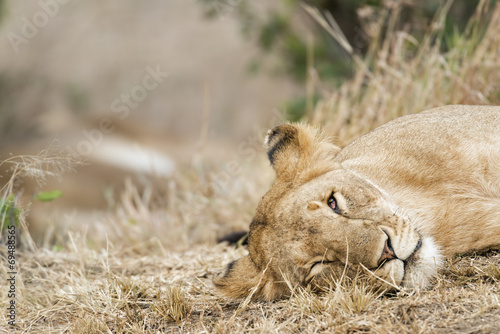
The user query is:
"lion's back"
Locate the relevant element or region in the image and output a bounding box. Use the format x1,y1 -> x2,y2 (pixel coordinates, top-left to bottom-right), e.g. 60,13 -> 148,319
336,105 -> 500,190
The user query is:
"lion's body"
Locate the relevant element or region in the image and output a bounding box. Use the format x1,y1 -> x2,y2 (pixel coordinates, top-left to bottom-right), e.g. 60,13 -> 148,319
337,105 -> 500,256
214,105 -> 500,300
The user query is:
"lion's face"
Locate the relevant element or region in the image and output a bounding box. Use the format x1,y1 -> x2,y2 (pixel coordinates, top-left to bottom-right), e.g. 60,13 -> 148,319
214,124 -> 437,300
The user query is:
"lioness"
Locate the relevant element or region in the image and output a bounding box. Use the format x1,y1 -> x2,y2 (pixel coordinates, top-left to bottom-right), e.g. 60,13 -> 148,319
214,105 -> 500,300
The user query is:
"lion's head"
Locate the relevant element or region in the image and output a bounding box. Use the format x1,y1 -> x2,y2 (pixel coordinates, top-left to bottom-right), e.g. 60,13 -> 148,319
214,123 -> 439,300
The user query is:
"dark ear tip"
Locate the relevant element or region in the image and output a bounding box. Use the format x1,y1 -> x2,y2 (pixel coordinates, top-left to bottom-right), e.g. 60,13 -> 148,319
264,124 -> 298,165
264,127 -> 279,150
264,129 -> 273,147
264,124 -> 295,147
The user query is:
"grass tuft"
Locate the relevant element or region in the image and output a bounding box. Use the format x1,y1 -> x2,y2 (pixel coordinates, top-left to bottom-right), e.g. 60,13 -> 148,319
153,286 -> 192,322
70,314 -> 109,334
334,280 -> 378,315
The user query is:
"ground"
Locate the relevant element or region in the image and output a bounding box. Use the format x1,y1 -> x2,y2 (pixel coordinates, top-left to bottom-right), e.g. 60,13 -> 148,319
2,156 -> 500,333
3,241 -> 500,333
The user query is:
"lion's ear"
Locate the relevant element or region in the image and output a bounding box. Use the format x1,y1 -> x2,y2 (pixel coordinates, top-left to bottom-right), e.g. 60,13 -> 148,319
264,124 -> 339,182
264,124 -> 302,181
213,255 -> 282,300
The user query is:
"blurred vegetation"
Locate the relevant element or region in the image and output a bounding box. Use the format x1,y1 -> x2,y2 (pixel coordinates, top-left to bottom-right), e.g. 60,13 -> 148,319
0,73 -> 49,150
198,0 -> 488,121
310,0 -> 500,143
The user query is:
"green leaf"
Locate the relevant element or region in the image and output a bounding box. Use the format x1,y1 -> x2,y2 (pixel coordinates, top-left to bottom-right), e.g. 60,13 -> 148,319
35,190 -> 63,202
1,194 -> 20,228
1,194 -> 14,215
52,245 -> 63,252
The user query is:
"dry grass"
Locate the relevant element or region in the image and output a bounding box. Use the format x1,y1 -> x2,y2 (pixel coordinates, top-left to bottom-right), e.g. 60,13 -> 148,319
2,1 -> 500,333
2,153 -> 500,333
0,144 -> 83,250
2,240 -> 499,333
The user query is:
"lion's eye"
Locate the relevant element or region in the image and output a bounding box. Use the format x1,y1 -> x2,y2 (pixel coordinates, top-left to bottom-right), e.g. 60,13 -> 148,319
328,193 -> 337,209
328,193 -> 341,214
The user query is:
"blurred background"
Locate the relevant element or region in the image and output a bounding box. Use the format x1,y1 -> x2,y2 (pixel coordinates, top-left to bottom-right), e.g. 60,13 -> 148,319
0,0 -> 498,247
0,0 -> 300,241
0,1 -> 300,153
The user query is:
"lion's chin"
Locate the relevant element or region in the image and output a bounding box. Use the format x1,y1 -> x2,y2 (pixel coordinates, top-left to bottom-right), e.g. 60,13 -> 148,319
401,236 -> 443,289
373,259 -> 405,286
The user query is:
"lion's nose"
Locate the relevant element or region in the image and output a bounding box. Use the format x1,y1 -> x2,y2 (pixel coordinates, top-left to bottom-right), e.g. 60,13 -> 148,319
378,237 -> 398,266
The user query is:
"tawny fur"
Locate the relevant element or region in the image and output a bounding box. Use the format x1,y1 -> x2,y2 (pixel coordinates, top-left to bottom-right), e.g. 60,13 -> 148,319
214,105 -> 500,300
